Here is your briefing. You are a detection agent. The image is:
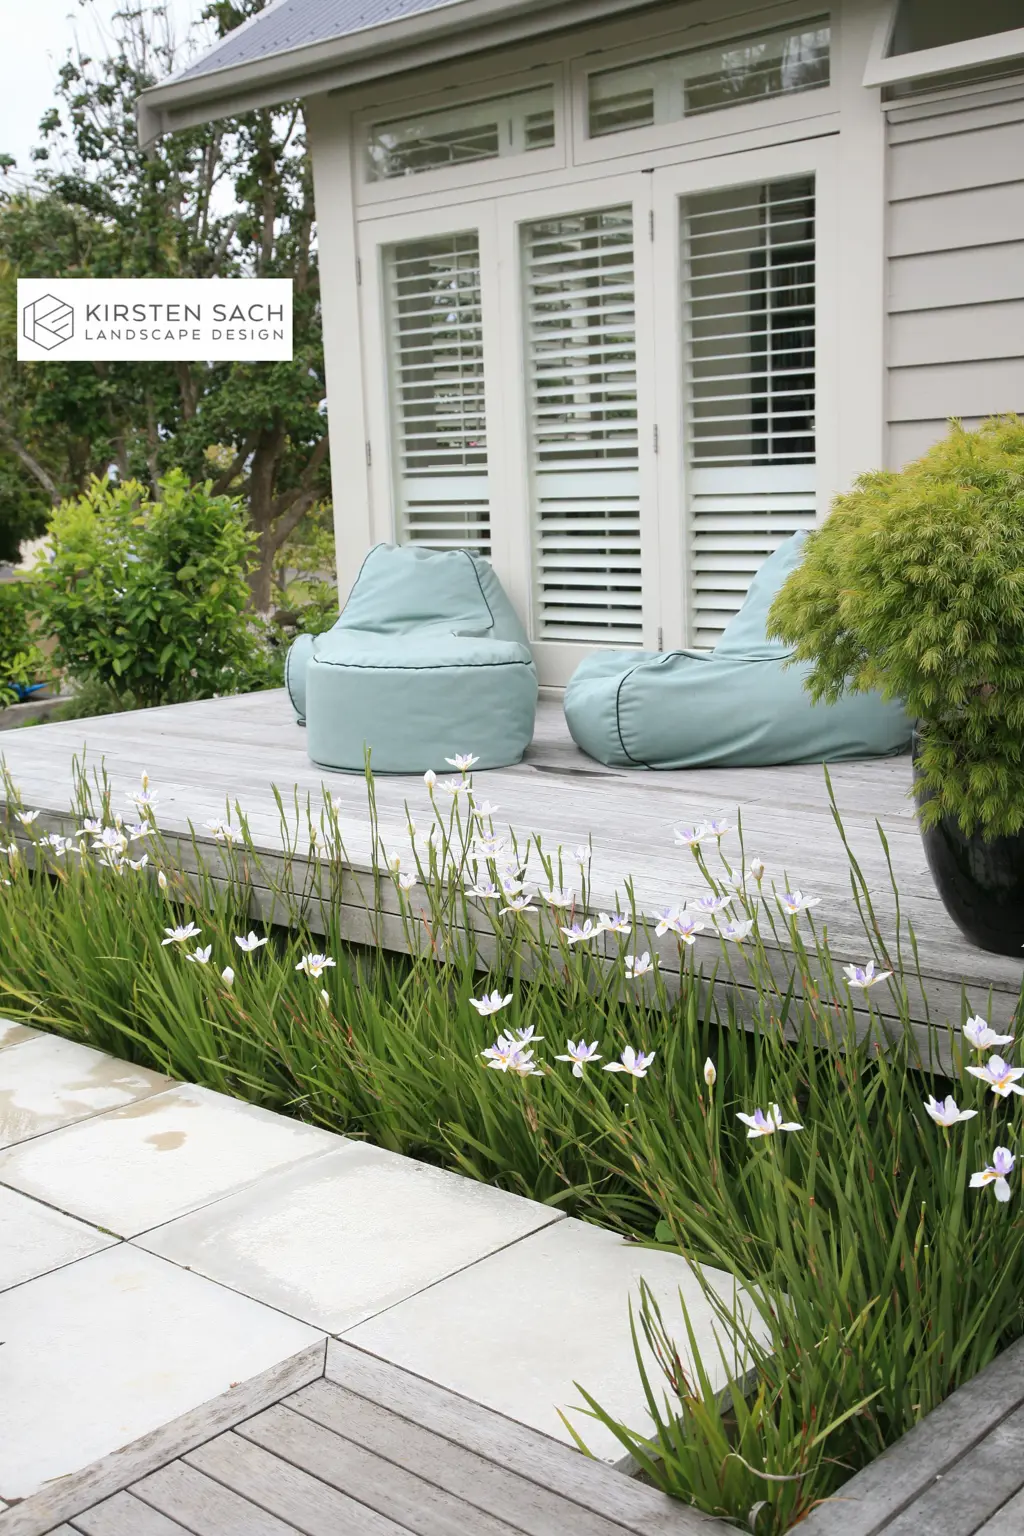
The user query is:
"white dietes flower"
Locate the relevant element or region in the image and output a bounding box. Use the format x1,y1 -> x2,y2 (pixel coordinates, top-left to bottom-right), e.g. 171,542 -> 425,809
470,990 -> 513,1017
966,1054 -> 1024,1098
924,1094 -> 977,1127
963,1015 -> 1014,1051
235,931 -> 269,953
843,960 -> 893,989
624,951 -> 652,979
603,1046 -> 655,1079
779,890 -> 819,917
737,1104 -> 803,1138
970,1146 -> 1015,1203
555,1039 -> 601,1077
445,754 -> 479,773
162,922 -> 201,946
717,919 -> 754,943
295,953 -> 336,979
185,945 -> 212,965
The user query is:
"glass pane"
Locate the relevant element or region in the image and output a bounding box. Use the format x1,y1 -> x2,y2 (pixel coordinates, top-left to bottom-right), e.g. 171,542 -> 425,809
588,19 -> 829,138
889,0 -> 1023,55
368,86 -> 555,181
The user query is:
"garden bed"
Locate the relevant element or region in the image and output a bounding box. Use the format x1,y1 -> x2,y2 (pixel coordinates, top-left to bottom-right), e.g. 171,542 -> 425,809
2,742 -> 1023,1533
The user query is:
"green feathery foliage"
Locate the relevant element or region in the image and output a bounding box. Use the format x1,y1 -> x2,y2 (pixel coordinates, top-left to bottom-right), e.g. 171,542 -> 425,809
767,416 -> 1024,838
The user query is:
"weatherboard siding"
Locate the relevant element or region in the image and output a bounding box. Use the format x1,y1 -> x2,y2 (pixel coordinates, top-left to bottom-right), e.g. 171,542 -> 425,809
885,78 -> 1024,467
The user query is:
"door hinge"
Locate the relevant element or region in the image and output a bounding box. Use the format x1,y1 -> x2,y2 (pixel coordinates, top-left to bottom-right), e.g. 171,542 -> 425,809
365,441 -> 372,467
356,257 -> 362,286
649,208 -> 655,241
653,423 -> 659,454
657,627 -> 664,651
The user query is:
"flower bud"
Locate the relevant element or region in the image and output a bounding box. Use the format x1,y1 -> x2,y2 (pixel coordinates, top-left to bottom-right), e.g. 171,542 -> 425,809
424,769 -> 437,789
749,858 -> 765,882
320,988 -> 330,1007
157,870 -> 168,891
703,1057 -> 716,1088
221,966 -> 234,987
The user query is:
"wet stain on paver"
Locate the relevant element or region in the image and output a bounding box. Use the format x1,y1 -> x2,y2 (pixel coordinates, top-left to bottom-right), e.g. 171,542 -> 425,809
145,1131 -> 187,1152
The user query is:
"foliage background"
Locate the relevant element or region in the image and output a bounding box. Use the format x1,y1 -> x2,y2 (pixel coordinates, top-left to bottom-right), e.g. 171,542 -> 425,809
0,1 -> 332,610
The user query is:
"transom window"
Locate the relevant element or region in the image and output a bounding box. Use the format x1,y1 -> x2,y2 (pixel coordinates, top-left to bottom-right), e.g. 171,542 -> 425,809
367,87 -> 555,181
587,18 -> 830,139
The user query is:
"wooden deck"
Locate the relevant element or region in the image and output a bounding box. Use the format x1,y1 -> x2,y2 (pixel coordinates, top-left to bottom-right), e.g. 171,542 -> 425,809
49,1342 -> 715,1536
1,689 -> 1020,1030
799,1337 -> 1024,1536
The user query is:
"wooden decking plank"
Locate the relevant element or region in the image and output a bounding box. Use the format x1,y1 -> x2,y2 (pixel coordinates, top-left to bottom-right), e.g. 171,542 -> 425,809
6,691 -> 1018,1015
287,1377 -> 639,1536
880,1402 -> 1024,1535
798,1339 -> 1024,1535
236,1402 -> 529,1536
132,1460 -> 302,1535
975,1485 -> 1024,1533
184,1431 -> 414,1536
70,1490 -> 193,1534
325,1341 -> 719,1535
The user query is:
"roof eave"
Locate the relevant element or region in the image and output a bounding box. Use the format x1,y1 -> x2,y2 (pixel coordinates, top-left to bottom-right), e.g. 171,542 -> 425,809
137,0 -> 664,144
138,0 -> 558,144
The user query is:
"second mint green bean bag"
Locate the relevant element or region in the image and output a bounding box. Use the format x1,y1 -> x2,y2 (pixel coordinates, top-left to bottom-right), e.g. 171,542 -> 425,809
285,544 -> 538,774
564,534 -> 912,769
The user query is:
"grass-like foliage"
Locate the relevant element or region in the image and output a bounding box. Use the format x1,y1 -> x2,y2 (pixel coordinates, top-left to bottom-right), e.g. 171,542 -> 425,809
768,415 -> 1024,837
1,760 -> 1023,1532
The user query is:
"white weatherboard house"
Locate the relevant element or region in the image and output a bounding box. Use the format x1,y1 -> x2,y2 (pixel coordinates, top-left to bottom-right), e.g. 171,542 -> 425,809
140,0 -> 1024,685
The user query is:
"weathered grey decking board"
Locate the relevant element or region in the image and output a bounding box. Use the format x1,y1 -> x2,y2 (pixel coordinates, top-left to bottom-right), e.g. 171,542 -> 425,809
53,1342 -> 714,1536
799,1337 -> 1024,1535
1,690 -> 1019,1032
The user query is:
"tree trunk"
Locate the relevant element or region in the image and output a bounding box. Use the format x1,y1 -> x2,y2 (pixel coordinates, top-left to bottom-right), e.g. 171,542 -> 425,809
245,421 -> 287,612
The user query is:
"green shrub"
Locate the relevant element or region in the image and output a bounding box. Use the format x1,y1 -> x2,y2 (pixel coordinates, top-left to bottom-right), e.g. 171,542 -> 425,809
271,501 -> 338,638
768,416 -> 1024,838
0,581 -> 49,708
29,471 -> 280,710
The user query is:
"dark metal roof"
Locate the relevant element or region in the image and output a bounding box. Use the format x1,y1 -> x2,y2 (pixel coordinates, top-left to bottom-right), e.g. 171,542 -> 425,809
174,0 -> 462,84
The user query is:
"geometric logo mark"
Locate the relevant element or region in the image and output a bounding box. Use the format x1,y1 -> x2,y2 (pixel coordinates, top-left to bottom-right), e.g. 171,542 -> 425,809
22,293 -> 74,351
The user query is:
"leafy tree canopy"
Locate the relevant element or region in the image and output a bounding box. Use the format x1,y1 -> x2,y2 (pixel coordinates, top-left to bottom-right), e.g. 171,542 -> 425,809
0,2 -> 329,607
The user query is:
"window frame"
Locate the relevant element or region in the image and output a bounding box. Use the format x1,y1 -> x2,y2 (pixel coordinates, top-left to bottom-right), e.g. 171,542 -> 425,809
570,1 -> 837,166
862,1 -> 1024,89
352,66 -> 567,207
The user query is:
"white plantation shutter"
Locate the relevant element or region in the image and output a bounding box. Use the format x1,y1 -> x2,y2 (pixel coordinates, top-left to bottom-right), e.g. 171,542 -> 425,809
522,207 -> 642,645
384,233 -> 490,553
681,177 -> 816,646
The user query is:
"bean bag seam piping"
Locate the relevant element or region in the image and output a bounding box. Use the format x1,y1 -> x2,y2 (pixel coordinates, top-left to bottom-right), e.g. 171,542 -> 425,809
310,657 -> 534,673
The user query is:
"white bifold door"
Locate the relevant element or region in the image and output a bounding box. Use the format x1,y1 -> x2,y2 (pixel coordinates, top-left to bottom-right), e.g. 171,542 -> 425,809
358,144 -> 834,681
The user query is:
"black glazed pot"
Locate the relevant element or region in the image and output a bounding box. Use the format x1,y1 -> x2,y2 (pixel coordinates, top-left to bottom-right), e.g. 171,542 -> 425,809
913,731 -> 1024,957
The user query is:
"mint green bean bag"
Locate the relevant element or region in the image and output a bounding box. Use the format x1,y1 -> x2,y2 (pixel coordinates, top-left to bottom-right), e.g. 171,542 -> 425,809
564,534 -> 912,769
285,544 -> 538,773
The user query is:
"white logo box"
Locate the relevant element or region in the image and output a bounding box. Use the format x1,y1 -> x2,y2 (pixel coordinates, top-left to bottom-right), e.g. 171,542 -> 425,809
17,278 -> 293,361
